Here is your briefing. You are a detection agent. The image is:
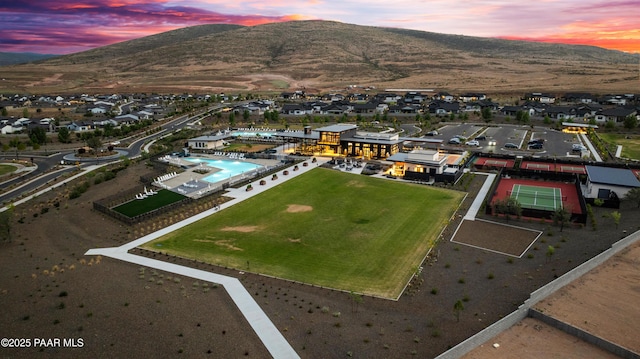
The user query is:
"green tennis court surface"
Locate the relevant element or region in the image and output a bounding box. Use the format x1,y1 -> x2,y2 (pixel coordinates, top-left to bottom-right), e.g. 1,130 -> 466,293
508,184 -> 564,211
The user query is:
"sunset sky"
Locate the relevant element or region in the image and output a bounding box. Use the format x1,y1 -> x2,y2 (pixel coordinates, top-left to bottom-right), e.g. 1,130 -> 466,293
1,0 -> 639,54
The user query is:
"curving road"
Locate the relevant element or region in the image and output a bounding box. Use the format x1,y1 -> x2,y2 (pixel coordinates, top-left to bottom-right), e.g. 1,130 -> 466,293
0,107 -> 213,205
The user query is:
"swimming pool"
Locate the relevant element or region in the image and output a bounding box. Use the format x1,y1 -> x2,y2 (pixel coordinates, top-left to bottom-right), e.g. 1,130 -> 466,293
185,158 -> 263,183
232,131 -> 275,138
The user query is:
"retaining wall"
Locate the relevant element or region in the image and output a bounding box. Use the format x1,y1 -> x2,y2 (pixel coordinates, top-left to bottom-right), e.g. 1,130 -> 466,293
529,309 -> 640,359
435,228 -> 640,359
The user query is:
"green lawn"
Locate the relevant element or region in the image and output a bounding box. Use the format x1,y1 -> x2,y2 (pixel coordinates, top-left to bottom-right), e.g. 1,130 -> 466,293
0,164 -> 17,176
143,168 -> 465,298
599,133 -> 640,160
113,190 -> 186,217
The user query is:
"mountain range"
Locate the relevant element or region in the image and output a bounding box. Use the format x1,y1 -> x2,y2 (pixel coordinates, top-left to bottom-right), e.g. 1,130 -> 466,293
0,21 -> 638,94
0,52 -> 57,66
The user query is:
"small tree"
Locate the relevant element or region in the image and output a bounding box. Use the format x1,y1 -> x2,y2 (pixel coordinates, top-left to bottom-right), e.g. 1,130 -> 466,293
453,300 -> 464,322
9,138 -> 25,159
0,206 -> 13,242
349,291 -> 363,313
552,207 -> 571,232
546,245 -> 555,262
58,127 -> 71,143
86,136 -> 102,153
623,115 -> 638,130
494,197 -> 521,222
610,211 -> 621,229
481,107 -> 492,123
29,127 -> 47,145
624,187 -> 640,208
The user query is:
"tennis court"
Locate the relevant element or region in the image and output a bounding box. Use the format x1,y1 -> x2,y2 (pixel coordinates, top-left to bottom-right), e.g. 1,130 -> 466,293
522,162 -> 553,171
520,161 -> 586,174
474,157 -> 516,169
508,184 -> 565,211
556,164 -> 586,174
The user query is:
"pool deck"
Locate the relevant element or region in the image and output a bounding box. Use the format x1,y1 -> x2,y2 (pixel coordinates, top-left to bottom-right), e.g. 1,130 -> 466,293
155,154 -> 281,198
86,156 -> 329,359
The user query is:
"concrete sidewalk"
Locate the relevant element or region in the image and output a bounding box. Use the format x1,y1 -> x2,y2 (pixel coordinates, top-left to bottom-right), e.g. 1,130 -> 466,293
464,172 -> 496,221
86,248 -> 300,359
86,157 -> 331,358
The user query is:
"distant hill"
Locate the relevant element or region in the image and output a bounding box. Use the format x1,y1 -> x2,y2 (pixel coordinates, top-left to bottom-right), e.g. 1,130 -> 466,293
0,52 -> 57,66
0,21 -> 637,94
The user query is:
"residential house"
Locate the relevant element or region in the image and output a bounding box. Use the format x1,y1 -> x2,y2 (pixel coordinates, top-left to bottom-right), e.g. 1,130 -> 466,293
320,103 -> 350,115
544,106 -> 578,121
13,117 -> 32,126
90,106 -> 110,115
352,102 -> 377,114
433,92 -> 455,103
459,93 -> 487,102
584,165 -> 640,206
429,100 -> 459,115
500,105 -> 535,118
1,119 -> 24,134
376,93 -> 403,104
136,110 -> 154,120
67,122 -> 92,132
600,94 -> 629,106
93,119 -> 118,127
594,107 -> 637,123
462,100 -> 498,113
114,114 -> 139,124
187,135 -> 228,150
404,92 -> 428,104
281,103 -> 311,115
524,92 -> 556,103
563,93 -> 597,104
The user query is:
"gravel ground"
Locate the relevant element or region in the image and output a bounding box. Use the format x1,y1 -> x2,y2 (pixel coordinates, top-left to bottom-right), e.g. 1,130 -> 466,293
1,161 -> 637,358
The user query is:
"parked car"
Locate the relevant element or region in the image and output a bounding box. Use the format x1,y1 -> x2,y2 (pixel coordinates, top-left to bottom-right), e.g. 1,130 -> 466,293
529,143 -> 543,149
528,138 -> 545,145
448,138 -> 461,145
465,140 -> 480,146
426,130 -> 439,136
504,143 -> 519,149
572,144 -> 587,152
474,135 -> 486,141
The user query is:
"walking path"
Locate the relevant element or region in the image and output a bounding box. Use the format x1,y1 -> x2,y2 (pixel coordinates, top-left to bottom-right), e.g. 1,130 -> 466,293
464,172 -> 497,220
85,248 -> 300,359
580,133 -> 603,162
86,157 -> 330,359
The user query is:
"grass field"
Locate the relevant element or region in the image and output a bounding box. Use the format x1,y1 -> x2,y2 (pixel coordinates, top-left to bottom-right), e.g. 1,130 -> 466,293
113,190 -> 186,217
143,168 -> 465,298
599,133 -> 640,160
0,164 -> 17,176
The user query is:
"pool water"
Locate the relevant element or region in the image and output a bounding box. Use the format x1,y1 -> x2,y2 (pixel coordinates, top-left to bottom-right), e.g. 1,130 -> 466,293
185,158 -> 263,183
232,131 -> 274,138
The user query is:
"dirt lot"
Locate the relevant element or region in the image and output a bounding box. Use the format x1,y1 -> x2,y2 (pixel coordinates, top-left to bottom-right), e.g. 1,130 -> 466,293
0,161 -> 638,358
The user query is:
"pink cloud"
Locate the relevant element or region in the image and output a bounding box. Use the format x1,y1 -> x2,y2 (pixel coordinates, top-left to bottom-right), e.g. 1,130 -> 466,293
0,1 -> 303,54
1,0 -> 639,54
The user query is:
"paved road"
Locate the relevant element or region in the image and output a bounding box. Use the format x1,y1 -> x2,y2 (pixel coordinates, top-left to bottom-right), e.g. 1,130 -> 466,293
0,108 -> 207,204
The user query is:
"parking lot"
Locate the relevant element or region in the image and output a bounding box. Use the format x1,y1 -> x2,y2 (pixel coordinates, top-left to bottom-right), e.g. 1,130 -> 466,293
429,123 -> 589,158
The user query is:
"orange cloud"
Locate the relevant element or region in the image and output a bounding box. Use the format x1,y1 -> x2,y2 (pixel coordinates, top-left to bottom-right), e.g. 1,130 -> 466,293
500,30 -> 640,53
